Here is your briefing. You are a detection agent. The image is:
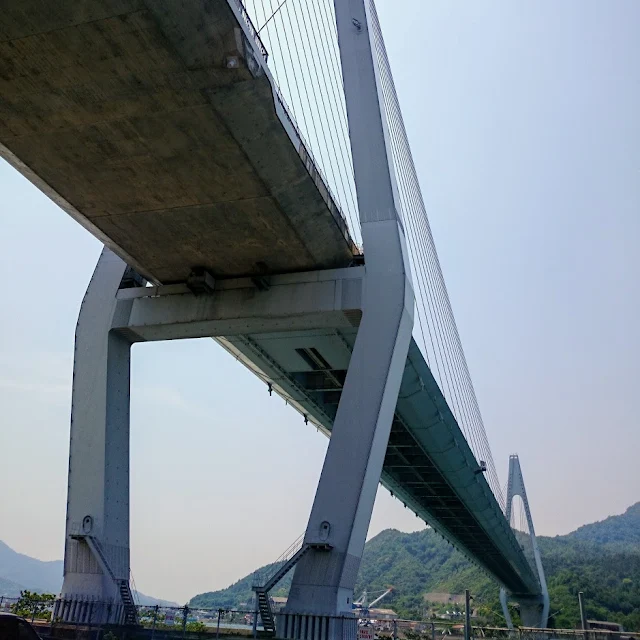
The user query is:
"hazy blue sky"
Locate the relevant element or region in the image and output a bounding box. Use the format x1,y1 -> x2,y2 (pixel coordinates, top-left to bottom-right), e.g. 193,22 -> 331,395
1,1 -> 638,604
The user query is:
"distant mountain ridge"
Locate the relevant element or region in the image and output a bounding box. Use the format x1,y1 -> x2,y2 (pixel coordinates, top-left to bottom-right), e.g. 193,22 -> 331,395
0,575 -> 25,598
0,541 -> 62,595
567,502 -> 640,546
0,540 -> 177,606
190,502 -> 640,631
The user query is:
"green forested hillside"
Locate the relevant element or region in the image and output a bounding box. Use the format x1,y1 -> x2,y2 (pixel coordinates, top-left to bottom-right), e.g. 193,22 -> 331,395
190,503 -> 640,631
568,502 -> 640,546
0,575 -> 24,597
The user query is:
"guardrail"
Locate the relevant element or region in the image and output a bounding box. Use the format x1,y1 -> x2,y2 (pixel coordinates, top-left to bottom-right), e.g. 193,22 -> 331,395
251,534 -> 304,589
229,0 -> 269,61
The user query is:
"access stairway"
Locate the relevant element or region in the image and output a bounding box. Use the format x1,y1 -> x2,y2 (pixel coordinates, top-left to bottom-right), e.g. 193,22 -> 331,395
70,534 -> 138,626
253,538 -> 332,636
118,580 -> 138,626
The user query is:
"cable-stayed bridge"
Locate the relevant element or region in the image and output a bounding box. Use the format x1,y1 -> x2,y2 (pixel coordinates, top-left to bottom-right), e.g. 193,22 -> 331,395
0,0 -> 548,636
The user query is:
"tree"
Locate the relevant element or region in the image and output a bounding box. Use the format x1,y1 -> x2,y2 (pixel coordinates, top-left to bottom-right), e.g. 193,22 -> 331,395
11,591 -> 56,621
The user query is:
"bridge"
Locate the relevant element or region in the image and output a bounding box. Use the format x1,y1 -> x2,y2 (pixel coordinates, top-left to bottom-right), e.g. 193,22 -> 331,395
0,0 -> 548,636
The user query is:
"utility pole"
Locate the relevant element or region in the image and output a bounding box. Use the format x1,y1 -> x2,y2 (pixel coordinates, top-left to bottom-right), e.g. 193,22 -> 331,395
182,605 -> 189,639
578,592 -> 588,639
252,594 -> 259,639
465,590 -> 472,640
151,605 -> 158,640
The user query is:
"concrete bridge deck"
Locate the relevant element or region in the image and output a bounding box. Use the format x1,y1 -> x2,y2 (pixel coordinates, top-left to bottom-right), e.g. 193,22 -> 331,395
0,0 -> 358,283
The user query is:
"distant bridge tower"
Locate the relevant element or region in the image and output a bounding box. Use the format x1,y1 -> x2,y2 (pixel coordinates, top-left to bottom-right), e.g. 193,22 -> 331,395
500,455 -> 550,628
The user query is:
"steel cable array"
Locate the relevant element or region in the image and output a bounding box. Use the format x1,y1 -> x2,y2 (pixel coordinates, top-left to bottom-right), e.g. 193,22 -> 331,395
240,0 -> 505,509
510,496 -> 536,577
367,1 -> 505,508
246,0 -> 362,247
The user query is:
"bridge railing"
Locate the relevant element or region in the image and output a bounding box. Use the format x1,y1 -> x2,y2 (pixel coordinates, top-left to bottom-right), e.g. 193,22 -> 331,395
251,533 -> 305,589
229,0 -> 269,61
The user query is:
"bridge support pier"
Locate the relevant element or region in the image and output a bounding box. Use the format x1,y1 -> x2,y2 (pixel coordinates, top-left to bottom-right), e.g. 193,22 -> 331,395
500,455 -> 550,629
282,0 -> 414,638
282,224 -> 412,631
59,245 -> 369,624
58,248 -> 135,625
500,591 -> 547,629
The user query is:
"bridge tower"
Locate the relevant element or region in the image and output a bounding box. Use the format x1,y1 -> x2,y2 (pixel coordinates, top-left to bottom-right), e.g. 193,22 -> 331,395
278,0 -> 414,637
500,455 -> 550,629
56,0 -> 413,632
271,0 -> 415,635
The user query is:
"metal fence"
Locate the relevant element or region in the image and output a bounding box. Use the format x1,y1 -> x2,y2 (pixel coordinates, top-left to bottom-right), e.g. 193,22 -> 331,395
1,597 -> 260,639
2,597 -> 639,640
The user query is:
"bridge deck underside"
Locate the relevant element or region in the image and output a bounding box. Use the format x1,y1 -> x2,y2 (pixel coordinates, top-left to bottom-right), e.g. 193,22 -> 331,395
0,0 -> 357,284
218,331 -> 539,597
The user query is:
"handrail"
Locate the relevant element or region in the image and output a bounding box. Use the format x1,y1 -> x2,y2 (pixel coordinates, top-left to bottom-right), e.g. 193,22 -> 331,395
252,534 -> 305,589
274,534 -> 305,565
129,569 -> 140,606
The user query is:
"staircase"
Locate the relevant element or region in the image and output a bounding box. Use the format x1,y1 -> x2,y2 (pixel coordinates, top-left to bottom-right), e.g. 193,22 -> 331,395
70,534 -> 138,626
118,579 -> 138,625
252,537 -> 332,637
257,590 -> 276,635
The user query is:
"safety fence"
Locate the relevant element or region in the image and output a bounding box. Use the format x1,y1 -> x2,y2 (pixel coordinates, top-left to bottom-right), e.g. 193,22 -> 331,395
2,597 -> 638,640
473,630 -> 640,640
362,621 -> 640,640
1,597 -> 260,639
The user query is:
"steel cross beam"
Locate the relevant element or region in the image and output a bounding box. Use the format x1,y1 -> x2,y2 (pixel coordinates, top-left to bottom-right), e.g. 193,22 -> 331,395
113,268 -> 364,341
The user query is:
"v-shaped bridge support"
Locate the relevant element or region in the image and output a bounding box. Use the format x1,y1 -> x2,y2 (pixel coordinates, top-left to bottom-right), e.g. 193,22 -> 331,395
500,455 -> 550,629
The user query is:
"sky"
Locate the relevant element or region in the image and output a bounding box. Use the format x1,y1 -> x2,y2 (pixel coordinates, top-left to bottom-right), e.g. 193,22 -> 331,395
1,0 -> 639,604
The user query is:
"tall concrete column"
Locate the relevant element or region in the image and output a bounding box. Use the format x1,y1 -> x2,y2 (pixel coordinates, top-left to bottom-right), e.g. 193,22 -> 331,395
60,248 -> 133,623
283,0 -> 414,633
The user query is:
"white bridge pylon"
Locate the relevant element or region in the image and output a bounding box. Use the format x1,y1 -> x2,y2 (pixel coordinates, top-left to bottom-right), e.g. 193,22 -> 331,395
500,455 -> 550,629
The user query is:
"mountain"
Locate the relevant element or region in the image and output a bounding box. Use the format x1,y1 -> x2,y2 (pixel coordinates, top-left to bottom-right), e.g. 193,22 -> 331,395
0,541 -> 62,594
0,540 -> 178,607
190,503 -> 640,631
133,592 -> 180,608
0,576 -> 25,598
567,502 -> 640,546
